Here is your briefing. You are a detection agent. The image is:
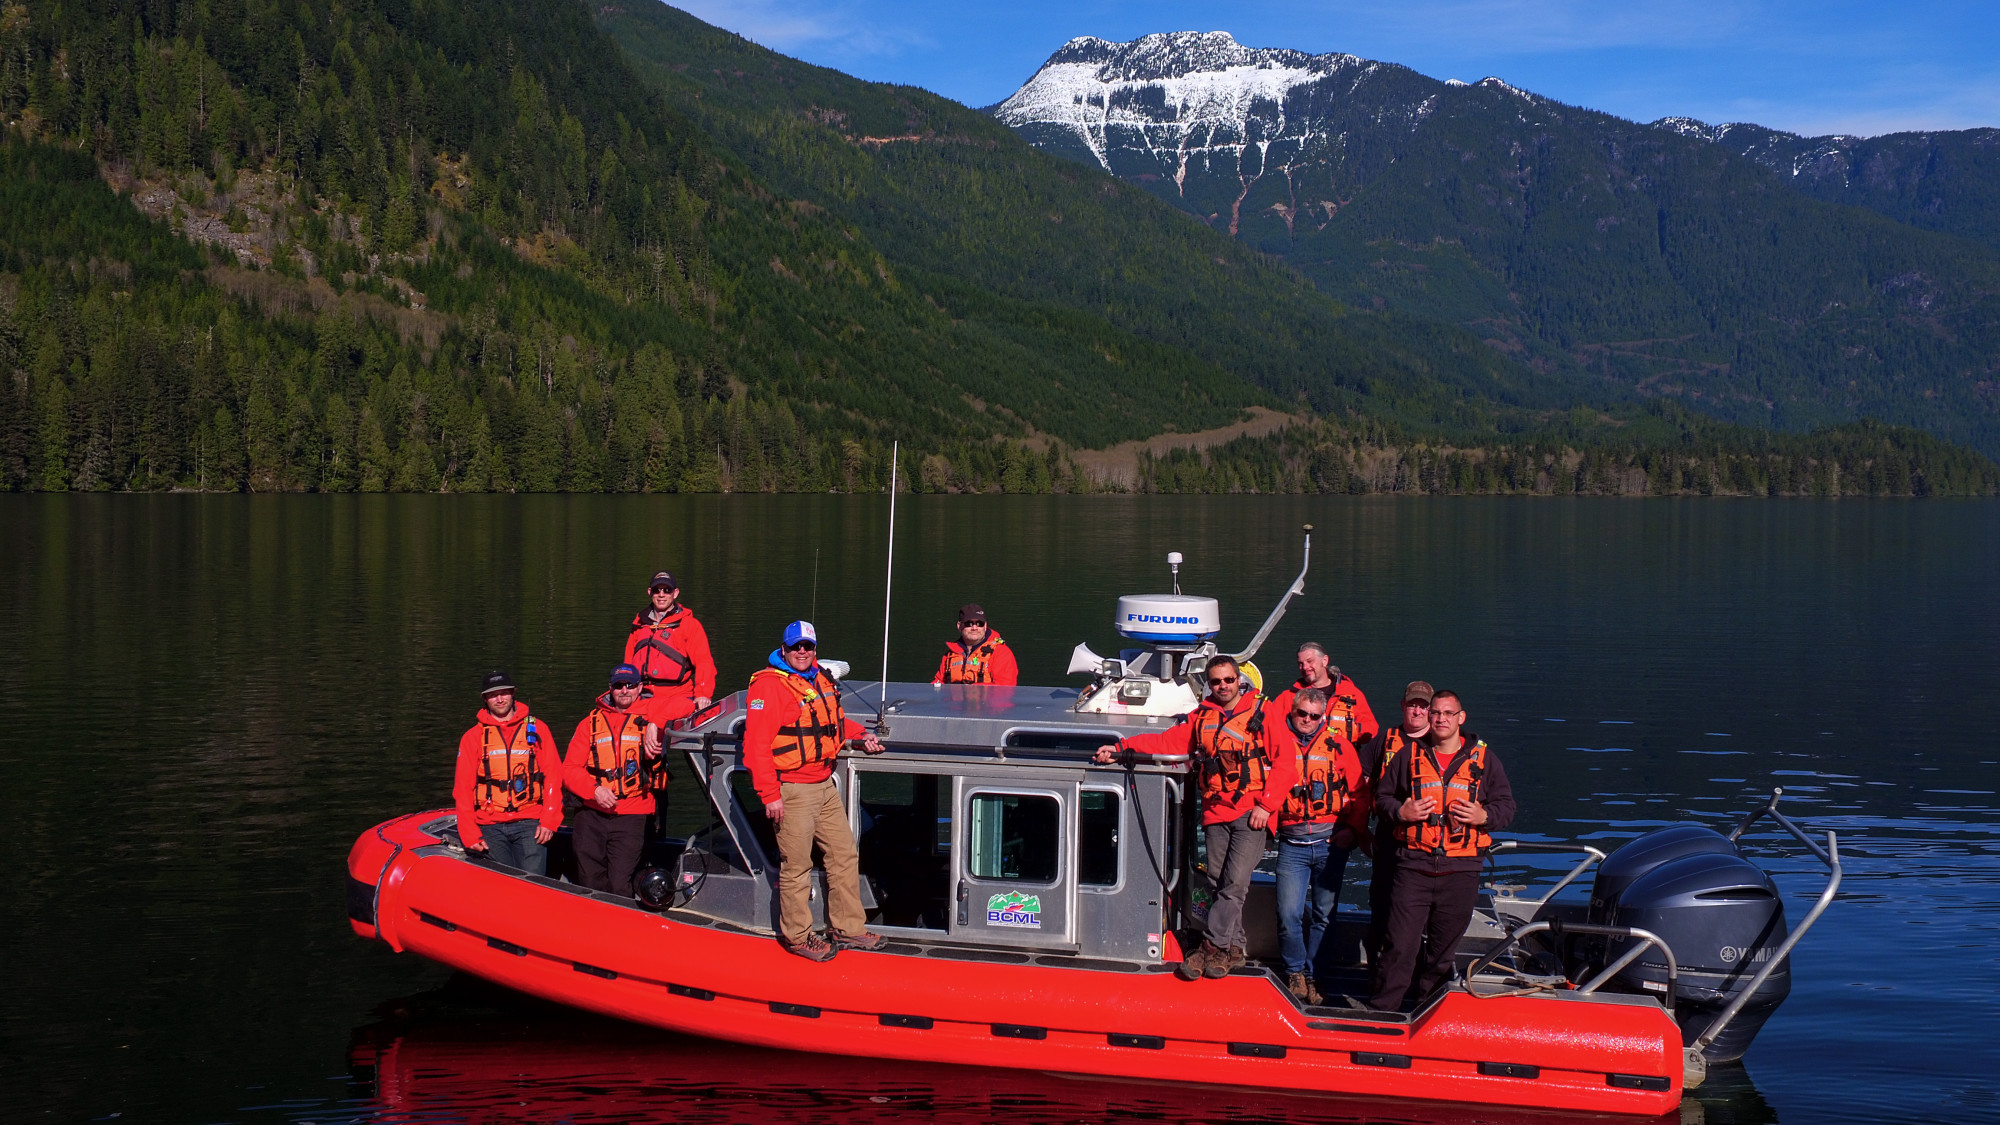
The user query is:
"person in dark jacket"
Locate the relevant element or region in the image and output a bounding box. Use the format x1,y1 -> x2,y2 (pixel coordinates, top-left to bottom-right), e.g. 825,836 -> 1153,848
1355,680 -> 1434,961
1366,689 -> 1515,1010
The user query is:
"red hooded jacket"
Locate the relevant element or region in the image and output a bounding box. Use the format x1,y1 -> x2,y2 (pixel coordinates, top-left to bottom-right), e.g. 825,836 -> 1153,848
452,703 -> 565,848
622,603 -> 717,704
1269,672 -> 1380,750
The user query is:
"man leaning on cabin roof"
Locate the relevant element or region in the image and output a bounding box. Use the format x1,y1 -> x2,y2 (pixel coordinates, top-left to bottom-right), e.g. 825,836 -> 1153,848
932,603 -> 1018,686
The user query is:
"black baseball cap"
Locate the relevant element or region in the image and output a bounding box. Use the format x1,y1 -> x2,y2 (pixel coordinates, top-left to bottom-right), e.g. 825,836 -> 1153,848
649,571 -> 678,592
481,670 -> 515,696
958,603 -> 988,624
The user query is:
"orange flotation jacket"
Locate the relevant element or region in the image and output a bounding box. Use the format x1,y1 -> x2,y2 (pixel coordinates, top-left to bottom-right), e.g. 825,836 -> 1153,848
629,607 -> 696,687
1396,740 -> 1493,858
1281,720 -> 1357,823
1373,726 -> 1420,785
937,631 -> 1009,684
752,666 -> 848,773
1191,694 -> 1271,802
584,708 -> 653,800
475,716 -> 547,814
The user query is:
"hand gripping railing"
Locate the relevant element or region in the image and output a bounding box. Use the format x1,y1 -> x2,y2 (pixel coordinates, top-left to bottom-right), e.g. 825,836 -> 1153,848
1703,788 -> 1842,1058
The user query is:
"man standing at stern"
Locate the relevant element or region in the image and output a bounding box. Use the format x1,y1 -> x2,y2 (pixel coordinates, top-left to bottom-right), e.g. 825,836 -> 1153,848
453,671 -> 564,875
1268,642 -> 1379,751
1095,654 -> 1287,982
746,621 -> 888,962
1368,689 -> 1515,1011
563,664 -> 665,897
932,603 -> 1018,686
1272,687 -> 1371,1005
1358,681 -> 1435,962
623,571 -> 716,721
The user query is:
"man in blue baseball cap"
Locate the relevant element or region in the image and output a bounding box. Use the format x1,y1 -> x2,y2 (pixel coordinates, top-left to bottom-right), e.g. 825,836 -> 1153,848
743,620 -> 886,960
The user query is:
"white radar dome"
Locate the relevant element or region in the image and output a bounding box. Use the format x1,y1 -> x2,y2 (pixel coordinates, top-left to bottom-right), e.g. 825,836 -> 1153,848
1114,594 -> 1220,643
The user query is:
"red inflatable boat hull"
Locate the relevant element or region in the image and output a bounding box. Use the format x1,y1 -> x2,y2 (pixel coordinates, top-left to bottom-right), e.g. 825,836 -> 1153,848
349,814 -> 1682,1116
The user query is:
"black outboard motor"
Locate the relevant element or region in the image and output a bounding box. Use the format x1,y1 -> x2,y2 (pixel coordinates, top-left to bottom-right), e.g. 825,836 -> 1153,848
1587,824 -> 1740,922
1589,828 -> 1792,1064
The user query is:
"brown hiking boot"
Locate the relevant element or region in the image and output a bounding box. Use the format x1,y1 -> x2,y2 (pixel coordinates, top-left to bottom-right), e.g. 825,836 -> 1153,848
1203,942 -> 1246,979
780,934 -> 837,962
1175,941 -> 1211,981
833,930 -> 887,952
1286,971 -> 1324,1006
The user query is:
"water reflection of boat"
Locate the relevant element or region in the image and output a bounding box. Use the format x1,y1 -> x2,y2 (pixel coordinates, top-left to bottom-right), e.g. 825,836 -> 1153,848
346,539 -> 1833,1116
353,981 -> 1745,1125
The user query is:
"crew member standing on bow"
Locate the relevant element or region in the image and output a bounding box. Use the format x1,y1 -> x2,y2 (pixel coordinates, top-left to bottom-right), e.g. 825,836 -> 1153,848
622,571 -> 716,722
563,664 -> 664,897
1267,642 -> 1379,750
1367,689 -> 1515,1011
1095,654 -> 1289,982
453,671 -> 564,875
1271,687 -> 1371,1005
931,603 -> 1017,686
1357,681 -> 1434,962
745,621 -> 888,962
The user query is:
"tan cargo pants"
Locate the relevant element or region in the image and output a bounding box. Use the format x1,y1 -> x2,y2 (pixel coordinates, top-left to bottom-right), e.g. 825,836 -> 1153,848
774,778 -> 867,945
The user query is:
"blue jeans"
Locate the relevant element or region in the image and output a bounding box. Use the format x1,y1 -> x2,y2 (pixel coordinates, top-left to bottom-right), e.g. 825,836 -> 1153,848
1275,831 -> 1354,979
478,819 -> 548,876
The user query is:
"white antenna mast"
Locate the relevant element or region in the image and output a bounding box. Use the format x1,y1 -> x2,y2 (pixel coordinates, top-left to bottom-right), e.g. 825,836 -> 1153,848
877,441 -> 899,729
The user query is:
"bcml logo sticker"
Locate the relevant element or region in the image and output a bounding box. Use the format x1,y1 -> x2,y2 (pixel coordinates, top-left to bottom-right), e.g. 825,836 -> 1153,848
986,892 -> 1042,928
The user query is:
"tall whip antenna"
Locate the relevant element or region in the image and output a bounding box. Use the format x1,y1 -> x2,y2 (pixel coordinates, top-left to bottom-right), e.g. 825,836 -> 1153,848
811,548 -> 820,622
877,441 -> 899,728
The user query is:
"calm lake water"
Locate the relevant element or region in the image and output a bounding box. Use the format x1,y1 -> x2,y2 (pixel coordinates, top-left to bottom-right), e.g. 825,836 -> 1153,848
2,495 -> 1996,1124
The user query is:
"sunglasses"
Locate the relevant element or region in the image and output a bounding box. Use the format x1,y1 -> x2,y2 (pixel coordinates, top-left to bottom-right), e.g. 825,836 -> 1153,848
1207,675 -> 1239,687
786,641 -> 817,651
610,681 -> 639,690
650,586 -> 675,594
1292,709 -> 1325,720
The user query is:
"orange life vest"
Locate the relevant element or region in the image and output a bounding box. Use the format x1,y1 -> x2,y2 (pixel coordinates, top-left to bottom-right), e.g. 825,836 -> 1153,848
753,666 -> 848,773
938,631 -> 1008,684
475,716 -> 545,814
1326,676 -> 1368,743
1191,694 -> 1271,802
630,609 -> 695,686
1396,740 -> 1492,858
1373,726 -> 1420,785
585,708 -> 652,800
1281,719 -> 1356,822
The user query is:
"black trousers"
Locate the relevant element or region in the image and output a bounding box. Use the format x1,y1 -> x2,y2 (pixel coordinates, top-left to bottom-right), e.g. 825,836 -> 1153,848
573,808 -> 647,896
1368,866 -> 1481,1010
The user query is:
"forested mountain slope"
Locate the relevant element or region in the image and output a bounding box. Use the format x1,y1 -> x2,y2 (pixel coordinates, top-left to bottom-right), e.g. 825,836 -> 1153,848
996,32 -> 2000,458
0,2 -> 1991,494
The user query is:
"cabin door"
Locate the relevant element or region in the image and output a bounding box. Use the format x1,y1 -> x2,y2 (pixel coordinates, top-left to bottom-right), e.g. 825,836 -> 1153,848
948,778 -> 1080,952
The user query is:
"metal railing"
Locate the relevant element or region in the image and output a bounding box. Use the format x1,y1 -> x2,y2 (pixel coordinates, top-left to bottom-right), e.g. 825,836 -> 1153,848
1465,919 -> 1680,1014
1485,839 -> 1609,912
1703,788 -> 1841,1057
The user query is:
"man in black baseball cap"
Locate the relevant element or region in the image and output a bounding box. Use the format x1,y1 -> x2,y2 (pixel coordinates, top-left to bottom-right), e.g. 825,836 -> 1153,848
931,603 -> 1017,686
621,569 -> 715,723
451,670 -> 562,874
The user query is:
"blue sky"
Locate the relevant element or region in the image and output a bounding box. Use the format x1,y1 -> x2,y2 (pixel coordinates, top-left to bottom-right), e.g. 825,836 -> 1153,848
669,0 -> 1999,137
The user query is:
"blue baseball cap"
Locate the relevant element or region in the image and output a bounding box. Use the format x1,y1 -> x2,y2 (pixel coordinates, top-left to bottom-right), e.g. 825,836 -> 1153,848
782,620 -> 818,649
609,663 -> 642,686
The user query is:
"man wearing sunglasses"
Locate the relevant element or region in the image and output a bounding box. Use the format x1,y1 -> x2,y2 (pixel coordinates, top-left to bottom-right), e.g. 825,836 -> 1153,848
1355,681 -> 1435,963
1094,654 -> 1286,982
931,603 -> 1018,686
1270,687 -> 1371,1004
1268,642 -> 1379,752
622,571 -> 716,721
1366,689 -> 1515,1011
744,620 -> 887,962
562,664 -> 667,897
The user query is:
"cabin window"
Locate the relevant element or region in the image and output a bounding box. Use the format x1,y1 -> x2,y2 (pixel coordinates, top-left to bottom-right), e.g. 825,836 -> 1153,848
967,793 -> 1059,884
1079,789 -> 1121,887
